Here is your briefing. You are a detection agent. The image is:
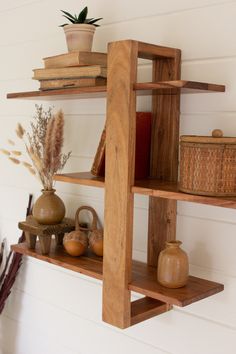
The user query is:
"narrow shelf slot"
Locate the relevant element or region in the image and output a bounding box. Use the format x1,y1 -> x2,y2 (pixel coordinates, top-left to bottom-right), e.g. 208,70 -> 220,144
11,242 -> 223,307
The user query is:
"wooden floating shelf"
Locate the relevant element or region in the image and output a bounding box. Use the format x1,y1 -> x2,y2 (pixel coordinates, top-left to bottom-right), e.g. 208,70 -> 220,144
6,80 -> 225,100
134,80 -> 225,93
54,172 -> 105,188
54,172 -> 236,209
11,241 -> 223,307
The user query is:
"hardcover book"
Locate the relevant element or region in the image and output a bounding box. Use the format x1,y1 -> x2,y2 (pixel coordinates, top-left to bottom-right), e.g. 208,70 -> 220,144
39,77 -> 106,90
33,65 -> 107,80
91,112 -> 152,179
43,51 -> 107,69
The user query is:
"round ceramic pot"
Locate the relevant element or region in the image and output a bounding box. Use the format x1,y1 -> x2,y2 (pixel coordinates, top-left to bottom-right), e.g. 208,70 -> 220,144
32,189 -> 65,225
63,24 -> 96,52
157,240 -> 189,288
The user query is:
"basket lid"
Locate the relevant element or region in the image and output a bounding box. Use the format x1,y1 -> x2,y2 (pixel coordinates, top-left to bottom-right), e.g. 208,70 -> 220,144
180,129 -> 236,144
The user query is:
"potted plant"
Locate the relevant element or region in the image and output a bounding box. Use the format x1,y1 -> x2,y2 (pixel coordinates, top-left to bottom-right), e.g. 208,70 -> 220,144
60,6 -> 102,52
1,105 -> 71,225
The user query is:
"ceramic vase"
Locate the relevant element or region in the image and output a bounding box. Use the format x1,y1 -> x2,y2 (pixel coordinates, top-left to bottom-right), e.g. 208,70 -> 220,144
32,189 -> 65,225
63,24 -> 96,52
157,240 -> 189,288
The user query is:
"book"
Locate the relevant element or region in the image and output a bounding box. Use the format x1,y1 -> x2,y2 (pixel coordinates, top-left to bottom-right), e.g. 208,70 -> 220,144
43,51 -> 107,69
91,112 -> 152,179
39,77 -> 107,91
33,65 -> 107,80
91,127 -> 106,176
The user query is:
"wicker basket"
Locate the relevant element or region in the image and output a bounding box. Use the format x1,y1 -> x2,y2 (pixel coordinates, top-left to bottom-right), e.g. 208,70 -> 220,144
179,129 -> 236,196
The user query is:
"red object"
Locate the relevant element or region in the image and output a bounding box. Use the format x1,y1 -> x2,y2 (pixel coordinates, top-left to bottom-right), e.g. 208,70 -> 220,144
135,112 -> 152,179
97,112 -> 152,179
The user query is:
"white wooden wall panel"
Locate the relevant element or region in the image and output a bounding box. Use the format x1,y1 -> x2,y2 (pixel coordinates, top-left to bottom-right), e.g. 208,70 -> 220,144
1,0 -> 236,353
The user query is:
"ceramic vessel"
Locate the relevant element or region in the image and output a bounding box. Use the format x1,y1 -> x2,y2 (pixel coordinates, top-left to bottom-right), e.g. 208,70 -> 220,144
63,231 -> 88,256
157,240 -> 189,288
32,189 -> 65,225
63,24 -> 96,52
89,229 -> 103,256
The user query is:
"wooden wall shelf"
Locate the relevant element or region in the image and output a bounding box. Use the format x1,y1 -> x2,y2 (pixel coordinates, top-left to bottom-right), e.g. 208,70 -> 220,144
11,241 -> 223,308
9,39 -> 226,329
7,80 -> 225,100
54,172 -> 236,209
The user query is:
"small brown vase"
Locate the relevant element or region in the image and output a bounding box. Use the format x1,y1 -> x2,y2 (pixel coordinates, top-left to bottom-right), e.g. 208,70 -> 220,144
157,240 -> 189,288
33,189 -> 65,225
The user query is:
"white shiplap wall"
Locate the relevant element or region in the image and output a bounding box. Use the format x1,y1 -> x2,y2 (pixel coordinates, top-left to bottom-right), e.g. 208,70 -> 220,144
0,1 -> 236,353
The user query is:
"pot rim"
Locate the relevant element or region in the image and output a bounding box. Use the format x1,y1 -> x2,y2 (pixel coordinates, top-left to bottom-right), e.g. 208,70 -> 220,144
63,23 -> 96,32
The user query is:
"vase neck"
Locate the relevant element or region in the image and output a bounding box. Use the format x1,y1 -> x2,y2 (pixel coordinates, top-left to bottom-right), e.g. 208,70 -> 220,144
166,240 -> 182,248
42,189 -> 56,195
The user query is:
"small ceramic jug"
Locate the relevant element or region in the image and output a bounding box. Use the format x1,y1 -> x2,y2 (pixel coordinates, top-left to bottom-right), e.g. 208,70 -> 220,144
63,206 -> 89,256
157,240 -> 189,288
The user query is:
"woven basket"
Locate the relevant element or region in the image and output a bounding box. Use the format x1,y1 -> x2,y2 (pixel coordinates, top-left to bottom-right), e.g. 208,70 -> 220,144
179,129 -> 236,196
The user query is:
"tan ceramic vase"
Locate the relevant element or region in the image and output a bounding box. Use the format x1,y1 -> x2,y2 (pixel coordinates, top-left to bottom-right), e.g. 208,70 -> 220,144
32,189 -> 65,225
157,240 -> 189,288
63,24 -> 96,52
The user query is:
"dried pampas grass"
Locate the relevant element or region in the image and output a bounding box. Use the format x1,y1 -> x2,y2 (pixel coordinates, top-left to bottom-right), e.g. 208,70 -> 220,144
2,105 -> 71,190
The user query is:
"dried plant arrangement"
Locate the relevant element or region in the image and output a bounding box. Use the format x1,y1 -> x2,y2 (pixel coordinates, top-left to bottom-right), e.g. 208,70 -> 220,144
1,105 -> 71,190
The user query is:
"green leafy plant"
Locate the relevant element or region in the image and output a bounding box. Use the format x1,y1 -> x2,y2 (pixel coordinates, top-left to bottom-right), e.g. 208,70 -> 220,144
60,6 -> 102,27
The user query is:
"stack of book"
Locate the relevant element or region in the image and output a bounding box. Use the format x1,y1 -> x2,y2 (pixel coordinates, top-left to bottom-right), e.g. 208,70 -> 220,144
33,51 -> 107,91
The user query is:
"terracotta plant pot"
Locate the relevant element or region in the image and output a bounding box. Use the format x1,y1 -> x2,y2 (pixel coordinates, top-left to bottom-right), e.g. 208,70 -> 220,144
157,240 -> 189,288
63,24 -> 96,52
32,189 -> 65,225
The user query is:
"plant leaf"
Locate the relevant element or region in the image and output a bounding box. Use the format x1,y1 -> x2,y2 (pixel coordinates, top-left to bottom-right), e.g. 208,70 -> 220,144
60,10 -> 76,21
78,6 -> 88,23
62,15 -> 75,24
86,17 -> 102,25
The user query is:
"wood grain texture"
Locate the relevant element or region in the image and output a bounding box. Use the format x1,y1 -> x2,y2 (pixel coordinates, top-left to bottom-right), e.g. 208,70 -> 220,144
133,179 -> 236,209
135,80 -> 225,92
131,297 -> 171,326
11,242 -> 224,308
148,51 -> 181,267
6,80 -> 225,100
137,41 -> 179,59
11,241 -> 103,280
102,40 -> 138,329
130,263 -> 224,306
54,172 -> 105,187
18,216 -> 75,236
7,86 -> 107,99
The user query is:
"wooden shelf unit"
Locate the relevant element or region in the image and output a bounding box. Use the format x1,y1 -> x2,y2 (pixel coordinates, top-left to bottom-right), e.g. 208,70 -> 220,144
8,40 -> 226,329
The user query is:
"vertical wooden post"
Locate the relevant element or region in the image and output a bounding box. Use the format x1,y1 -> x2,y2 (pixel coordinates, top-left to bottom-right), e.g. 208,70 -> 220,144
103,40 -> 138,328
148,52 -> 181,266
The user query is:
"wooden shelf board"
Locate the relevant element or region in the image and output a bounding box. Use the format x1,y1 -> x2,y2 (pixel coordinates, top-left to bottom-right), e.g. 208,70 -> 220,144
7,86 -> 107,100
12,241 -> 103,280
7,80 -> 225,100
132,179 -> 236,209
11,242 -> 223,307
131,297 -> 171,326
130,262 -> 223,306
135,80 -> 225,93
54,172 -> 105,188
54,172 -> 236,209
